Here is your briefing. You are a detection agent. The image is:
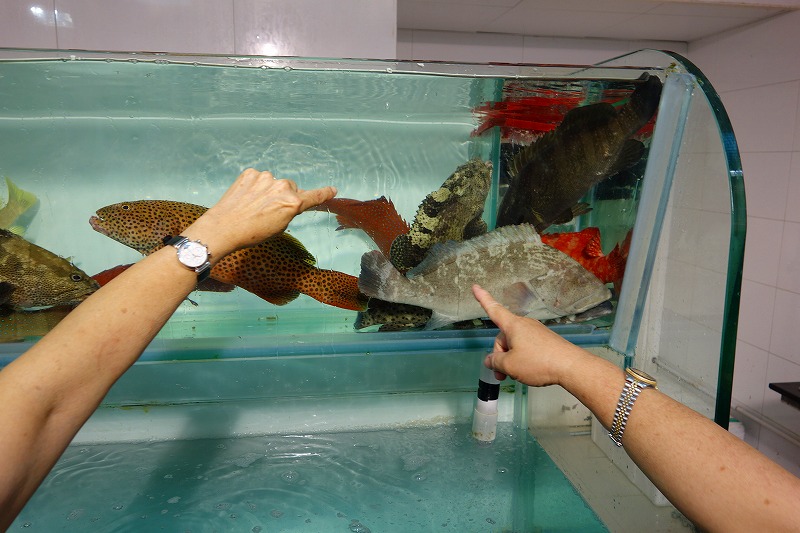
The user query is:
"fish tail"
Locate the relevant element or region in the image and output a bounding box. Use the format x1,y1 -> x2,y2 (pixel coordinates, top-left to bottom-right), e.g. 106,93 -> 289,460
5,177 -> 38,213
303,269 -> 369,311
359,249 -> 410,303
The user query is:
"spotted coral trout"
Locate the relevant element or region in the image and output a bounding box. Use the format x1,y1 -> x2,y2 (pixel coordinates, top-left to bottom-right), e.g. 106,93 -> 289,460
89,200 -> 368,311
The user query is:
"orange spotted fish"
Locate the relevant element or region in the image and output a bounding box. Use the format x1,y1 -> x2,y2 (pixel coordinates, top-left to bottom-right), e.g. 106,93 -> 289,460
89,200 -> 368,311
92,263 -> 236,293
540,227 -> 631,290
310,196 -> 410,260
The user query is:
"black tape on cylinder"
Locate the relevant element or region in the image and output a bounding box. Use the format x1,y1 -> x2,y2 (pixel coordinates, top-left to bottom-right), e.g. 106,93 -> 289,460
477,380 -> 500,402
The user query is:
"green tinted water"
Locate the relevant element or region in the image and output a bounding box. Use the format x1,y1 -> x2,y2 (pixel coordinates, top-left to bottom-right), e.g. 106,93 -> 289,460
12,423 -> 606,532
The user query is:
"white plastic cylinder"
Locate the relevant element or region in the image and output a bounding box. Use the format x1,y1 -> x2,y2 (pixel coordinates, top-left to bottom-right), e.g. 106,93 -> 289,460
472,364 -> 501,442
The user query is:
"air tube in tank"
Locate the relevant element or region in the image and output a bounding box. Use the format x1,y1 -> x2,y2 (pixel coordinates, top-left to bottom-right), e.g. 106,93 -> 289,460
472,364 -> 501,442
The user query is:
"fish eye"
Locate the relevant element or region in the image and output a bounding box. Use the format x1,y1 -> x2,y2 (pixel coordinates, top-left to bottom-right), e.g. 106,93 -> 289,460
121,204 -> 130,210
71,274 -> 83,282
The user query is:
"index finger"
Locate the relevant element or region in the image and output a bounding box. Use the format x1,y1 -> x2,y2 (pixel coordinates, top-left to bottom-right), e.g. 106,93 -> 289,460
298,186 -> 337,212
472,284 -> 515,329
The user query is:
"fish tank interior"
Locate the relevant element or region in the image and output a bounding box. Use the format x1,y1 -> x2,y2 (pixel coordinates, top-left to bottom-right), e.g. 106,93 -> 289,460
0,48 -> 743,531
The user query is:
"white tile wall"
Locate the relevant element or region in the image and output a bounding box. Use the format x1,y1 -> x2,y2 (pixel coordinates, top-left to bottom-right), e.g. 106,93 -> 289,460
690,10 -> 800,470
0,0 -> 396,58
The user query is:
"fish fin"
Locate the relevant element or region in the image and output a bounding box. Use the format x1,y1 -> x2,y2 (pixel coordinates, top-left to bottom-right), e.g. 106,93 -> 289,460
550,203 -> 592,226
4,177 -> 38,212
502,282 -> 536,316
463,216 -> 488,240
248,287 -> 301,306
6,225 -> 25,236
0,281 -> 16,307
276,232 -> 316,266
358,249 -> 410,303
409,224 -> 542,278
584,230 -> 604,258
611,139 -> 645,174
197,278 -> 236,293
304,269 -> 368,311
425,311 -> 459,331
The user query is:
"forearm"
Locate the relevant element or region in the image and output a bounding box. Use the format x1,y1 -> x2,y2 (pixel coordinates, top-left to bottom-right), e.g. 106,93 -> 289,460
560,349 -> 800,532
0,246 -> 197,525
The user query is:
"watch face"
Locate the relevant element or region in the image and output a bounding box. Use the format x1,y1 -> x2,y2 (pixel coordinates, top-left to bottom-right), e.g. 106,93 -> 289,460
177,241 -> 208,268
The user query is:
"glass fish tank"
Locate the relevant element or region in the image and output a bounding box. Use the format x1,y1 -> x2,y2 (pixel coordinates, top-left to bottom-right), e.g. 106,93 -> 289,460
0,48 -> 743,531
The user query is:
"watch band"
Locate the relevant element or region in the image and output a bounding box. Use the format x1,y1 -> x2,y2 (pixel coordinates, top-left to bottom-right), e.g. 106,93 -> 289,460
608,367 -> 657,447
163,235 -> 212,282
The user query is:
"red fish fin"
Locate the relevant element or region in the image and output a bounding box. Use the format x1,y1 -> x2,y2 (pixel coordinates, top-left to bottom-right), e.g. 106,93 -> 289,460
584,231 -> 604,259
306,269 -> 369,311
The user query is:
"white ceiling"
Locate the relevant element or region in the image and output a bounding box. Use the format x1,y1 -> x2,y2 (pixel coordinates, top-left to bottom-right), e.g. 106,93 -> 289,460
397,0 -> 799,42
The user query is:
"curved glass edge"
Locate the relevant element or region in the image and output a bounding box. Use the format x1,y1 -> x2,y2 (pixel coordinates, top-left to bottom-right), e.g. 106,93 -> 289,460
607,72 -> 695,361
663,51 -> 746,429
600,49 -> 746,428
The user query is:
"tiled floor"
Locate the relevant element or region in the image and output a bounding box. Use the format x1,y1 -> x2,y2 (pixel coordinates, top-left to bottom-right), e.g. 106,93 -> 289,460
533,427 -> 697,532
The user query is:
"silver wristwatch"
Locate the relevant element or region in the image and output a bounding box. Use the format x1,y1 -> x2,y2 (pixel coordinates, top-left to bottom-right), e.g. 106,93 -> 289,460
163,235 -> 211,282
608,368 -> 657,447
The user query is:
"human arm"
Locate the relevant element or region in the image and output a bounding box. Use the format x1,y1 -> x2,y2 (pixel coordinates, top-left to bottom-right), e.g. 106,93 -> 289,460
0,169 -> 336,528
472,284 -> 800,533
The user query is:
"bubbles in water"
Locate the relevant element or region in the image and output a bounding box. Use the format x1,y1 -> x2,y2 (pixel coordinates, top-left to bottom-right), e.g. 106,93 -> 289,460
413,472 -> 428,482
497,467 -> 508,474
283,66 -> 292,71
112,503 -> 124,511
167,496 -> 181,504
270,509 -> 284,519
349,519 -> 372,533
486,517 -> 496,525
246,501 -> 257,511
401,454 -> 430,471
217,443 -> 226,449
230,513 -> 238,520
280,470 -> 300,484
22,522 -> 32,528
214,502 -> 231,511
66,509 -> 84,521
252,527 -> 263,533
385,68 -> 393,73
164,474 -> 173,479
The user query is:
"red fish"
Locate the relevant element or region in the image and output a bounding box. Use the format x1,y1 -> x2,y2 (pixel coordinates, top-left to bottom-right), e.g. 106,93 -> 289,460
310,196 -> 410,260
472,85 -> 655,143
92,263 -> 236,293
541,227 -> 631,291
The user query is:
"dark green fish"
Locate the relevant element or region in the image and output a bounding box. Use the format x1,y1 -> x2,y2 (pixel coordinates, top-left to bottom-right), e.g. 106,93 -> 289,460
389,158 -> 492,273
357,158 -> 491,331
496,74 -> 662,231
0,229 -> 99,310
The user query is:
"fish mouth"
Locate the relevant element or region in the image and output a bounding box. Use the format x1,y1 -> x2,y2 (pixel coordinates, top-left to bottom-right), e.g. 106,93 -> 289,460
88,214 -> 110,237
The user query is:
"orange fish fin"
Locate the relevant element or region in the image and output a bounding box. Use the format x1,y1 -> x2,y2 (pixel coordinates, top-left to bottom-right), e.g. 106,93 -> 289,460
247,287 -> 301,306
584,231 -> 604,259
305,269 -> 369,311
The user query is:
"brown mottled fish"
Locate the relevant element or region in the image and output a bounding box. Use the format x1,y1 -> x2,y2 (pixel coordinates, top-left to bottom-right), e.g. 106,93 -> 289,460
390,158 -> 492,273
496,75 -> 662,231
89,200 -> 368,311
0,229 -> 99,309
